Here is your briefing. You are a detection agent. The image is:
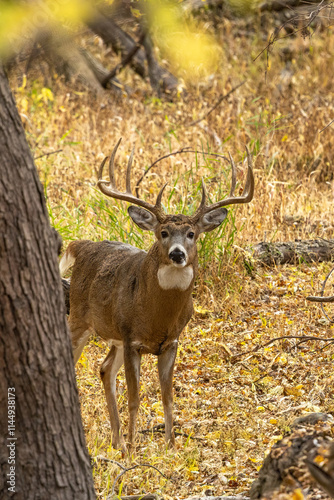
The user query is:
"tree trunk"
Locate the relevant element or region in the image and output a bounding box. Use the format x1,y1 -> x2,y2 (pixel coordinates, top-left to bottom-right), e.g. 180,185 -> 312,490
0,66 -> 96,499
87,8 -> 179,95
250,239 -> 334,266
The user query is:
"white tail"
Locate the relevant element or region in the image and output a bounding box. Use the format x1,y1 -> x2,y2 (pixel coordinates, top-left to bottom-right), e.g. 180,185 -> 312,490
59,250 -> 76,276
62,138 -> 254,453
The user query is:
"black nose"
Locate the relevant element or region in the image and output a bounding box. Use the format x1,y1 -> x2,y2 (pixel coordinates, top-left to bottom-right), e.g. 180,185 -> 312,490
169,248 -> 185,264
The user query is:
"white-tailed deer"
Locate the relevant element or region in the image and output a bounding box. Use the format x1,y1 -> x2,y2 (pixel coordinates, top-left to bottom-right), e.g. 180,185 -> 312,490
60,139 -> 254,452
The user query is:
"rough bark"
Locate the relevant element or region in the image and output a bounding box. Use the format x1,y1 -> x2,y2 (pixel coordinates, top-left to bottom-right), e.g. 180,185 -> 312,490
250,239 -> 334,266
0,66 -> 96,499
87,9 -> 179,94
249,413 -> 334,499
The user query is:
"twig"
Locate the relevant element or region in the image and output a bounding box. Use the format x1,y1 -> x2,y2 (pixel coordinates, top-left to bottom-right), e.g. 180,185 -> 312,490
307,295 -> 334,303
311,265 -> 334,323
135,148 -> 228,197
93,455 -> 126,470
93,455 -> 167,499
254,0 -> 330,63
34,148 -> 63,160
186,80 -> 246,127
138,426 -> 205,441
233,335 -> 334,359
102,32 -> 146,88
112,463 -> 168,495
319,117 -> 334,133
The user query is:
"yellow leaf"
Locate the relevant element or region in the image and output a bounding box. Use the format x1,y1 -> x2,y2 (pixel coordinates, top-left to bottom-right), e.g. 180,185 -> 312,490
313,455 -> 326,465
131,8 -> 142,18
20,97 -> 28,114
194,305 -> 212,316
277,354 -> 288,366
284,385 -> 304,397
41,87 -> 54,103
269,418 -> 278,424
292,488 -> 305,500
257,406 -> 265,412
205,431 -> 221,440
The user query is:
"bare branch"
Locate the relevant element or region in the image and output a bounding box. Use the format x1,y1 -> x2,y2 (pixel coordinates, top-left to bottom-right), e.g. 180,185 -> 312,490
111,463 -> 168,495
233,335 -> 334,359
34,149 -> 63,160
254,0 -> 333,63
307,295 -> 334,303
101,32 -> 146,88
186,80 -> 246,127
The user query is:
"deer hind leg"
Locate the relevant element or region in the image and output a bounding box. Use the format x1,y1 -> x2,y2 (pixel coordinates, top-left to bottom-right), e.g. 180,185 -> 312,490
100,343 -> 125,451
123,344 -> 141,450
158,341 -> 178,447
68,318 -> 92,365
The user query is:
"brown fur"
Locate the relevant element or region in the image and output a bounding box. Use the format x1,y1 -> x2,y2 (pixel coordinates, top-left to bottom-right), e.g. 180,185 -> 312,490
68,239 -> 196,356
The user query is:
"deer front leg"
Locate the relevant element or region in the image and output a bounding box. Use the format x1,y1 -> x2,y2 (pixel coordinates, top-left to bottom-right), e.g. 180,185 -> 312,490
100,343 -> 125,452
158,340 -> 178,447
124,344 -> 141,450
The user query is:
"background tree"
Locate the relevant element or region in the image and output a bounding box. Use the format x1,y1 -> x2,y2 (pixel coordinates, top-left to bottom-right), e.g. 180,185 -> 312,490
0,0 -> 219,97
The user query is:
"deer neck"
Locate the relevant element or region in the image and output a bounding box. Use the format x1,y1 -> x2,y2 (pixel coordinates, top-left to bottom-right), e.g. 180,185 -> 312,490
157,265 -> 194,291
146,243 -> 197,293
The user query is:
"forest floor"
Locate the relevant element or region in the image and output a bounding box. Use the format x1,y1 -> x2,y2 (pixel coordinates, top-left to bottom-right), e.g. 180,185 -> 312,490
10,9 -> 334,499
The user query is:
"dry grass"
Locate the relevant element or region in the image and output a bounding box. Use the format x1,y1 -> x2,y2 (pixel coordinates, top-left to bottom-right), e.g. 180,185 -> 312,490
10,15 -> 334,499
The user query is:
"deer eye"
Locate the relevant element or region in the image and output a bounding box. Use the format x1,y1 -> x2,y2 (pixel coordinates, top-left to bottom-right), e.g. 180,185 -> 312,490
187,231 -> 195,240
161,231 -> 169,239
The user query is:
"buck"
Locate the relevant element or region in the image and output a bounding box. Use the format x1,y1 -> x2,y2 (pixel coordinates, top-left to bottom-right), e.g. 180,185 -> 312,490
60,139 -> 254,452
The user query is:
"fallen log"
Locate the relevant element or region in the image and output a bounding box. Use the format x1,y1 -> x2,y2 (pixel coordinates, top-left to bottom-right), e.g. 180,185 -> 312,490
250,239 -> 334,266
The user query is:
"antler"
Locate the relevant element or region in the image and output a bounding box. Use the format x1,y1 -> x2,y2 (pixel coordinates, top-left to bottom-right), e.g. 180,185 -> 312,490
97,138 -> 167,222
191,146 -> 254,222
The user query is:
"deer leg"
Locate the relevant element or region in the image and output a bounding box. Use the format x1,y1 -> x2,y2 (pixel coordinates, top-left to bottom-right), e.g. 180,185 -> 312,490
68,318 -> 91,364
158,341 -> 178,447
123,344 -> 141,449
100,344 -> 125,451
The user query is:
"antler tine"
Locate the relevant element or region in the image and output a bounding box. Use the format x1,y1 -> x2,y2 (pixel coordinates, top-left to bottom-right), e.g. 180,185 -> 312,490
98,156 -> 109,181
242,146 -> 254,199
126,147 -> 135,194
199,178 -> 207,210
192,148 -> 254,221
97,139 -> 167,222
156,183 -> 168,207
228,152 -> 237,197
108,137 -> 122,187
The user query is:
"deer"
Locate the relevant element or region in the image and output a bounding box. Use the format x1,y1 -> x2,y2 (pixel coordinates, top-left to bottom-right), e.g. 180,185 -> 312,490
59,138 -> 254,453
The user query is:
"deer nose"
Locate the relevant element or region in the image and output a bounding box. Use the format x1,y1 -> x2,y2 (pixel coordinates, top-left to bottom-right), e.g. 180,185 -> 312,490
169,247 -> 186,264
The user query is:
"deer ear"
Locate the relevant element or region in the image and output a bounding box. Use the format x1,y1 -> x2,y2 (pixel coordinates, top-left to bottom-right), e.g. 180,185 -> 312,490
128,206 -> 159,231
197,207 -> 228,233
